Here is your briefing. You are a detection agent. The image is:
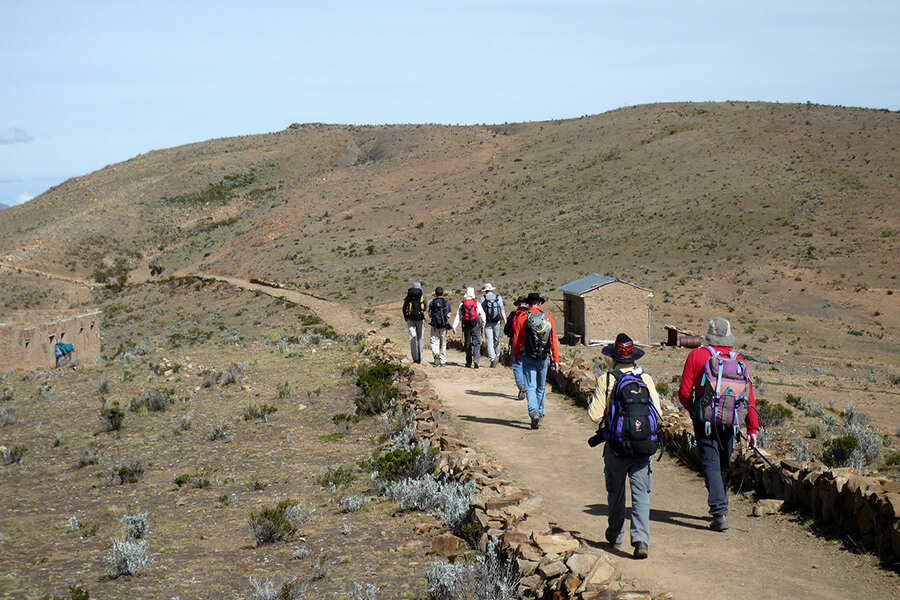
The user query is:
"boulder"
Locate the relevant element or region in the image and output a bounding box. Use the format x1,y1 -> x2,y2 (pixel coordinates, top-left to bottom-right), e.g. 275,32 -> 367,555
534,533 -> 580,555
431,533 -> 463,555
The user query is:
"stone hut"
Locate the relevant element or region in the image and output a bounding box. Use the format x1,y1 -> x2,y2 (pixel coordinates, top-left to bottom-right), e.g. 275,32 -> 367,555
0,310 -> 102,371
558,275 -> 653,345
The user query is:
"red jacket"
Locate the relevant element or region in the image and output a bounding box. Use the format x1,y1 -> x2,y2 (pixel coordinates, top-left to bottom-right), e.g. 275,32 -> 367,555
512,306 -> 560,364
678,345 -> 759,434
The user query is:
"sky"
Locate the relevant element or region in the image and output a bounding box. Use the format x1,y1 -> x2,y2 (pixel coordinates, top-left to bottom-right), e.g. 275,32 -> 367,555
1,1 -> 898,207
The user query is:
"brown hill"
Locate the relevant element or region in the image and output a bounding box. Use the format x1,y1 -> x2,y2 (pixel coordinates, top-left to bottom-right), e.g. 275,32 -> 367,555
1,101 -> 898,394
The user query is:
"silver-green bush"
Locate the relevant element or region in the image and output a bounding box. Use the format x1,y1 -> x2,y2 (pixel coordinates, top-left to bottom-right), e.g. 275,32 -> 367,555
106,539 -> 153,578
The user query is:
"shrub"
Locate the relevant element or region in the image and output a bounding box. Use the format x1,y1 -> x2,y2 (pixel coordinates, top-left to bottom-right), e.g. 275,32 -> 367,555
383,477 -> 474,531
339,495 -> 370,513
346,582 -> 380,600
0,387 -> 13,402
807,421 -> 824,439
354,363 -> 409,415
249,576 -> 307,600
316,465 -> 357,489
129,388 -> 174,413
220,362 -> 246,386
426,560 -> 475,600
121,513 -> 149,541
0,405 -> 17,426
243,402 -> 278,422
822,434 -> 859,467
755,399 -> 792,429
248,499 -> 311,544
210,418 -> 233,442
2,445 -> 27,465
173,473 -> 210,488
794,438 -> 811,462
106,539 -> 153,578
100,402 -> 125,431
78,445 -> 100,468
655,379 -> 670,398
372,442 -> 438,483
115,459 -> 144,484
474,541 -> 521,600
276,381 -> 295,399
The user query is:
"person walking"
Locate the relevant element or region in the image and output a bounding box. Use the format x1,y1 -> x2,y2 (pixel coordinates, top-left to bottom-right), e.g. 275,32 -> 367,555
512,292 -> 559,429
452,287 -> 486,368
588,334 -> 662,559
428,287 -> 455,366
678,317 -> 758,532
402,283 -> 427,364
480,283 -> 507,368
504,296 -> 530,400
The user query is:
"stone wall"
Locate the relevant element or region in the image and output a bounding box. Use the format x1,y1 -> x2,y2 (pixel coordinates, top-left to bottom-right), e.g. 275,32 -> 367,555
0,310 -> 102,371
365,335 -> 673,599
551,358 -> 900,561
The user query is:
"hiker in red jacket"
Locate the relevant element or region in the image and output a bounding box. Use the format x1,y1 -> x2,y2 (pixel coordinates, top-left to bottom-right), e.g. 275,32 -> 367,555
512,292 -> 560,429
678,317 -> 758,532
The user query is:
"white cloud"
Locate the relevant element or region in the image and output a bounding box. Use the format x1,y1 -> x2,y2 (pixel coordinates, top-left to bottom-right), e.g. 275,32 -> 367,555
0,128 -> 35,145
15,192 -> 34,205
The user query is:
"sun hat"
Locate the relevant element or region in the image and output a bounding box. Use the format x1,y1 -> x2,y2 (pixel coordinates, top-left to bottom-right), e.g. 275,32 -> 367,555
411,282 -> 422,290
514,296 -> 528,305
525,292 -> 546,305
601,333 -> 645,363
705,317 -> 735,347
482,283 -> 496,292
464,287 -> 476,299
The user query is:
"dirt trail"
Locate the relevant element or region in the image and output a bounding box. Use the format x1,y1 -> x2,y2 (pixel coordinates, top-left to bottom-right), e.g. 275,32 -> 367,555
423,352 -> 899,600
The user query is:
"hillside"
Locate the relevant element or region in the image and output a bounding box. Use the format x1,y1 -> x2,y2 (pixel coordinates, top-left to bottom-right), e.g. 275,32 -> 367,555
1,100 -> 898,414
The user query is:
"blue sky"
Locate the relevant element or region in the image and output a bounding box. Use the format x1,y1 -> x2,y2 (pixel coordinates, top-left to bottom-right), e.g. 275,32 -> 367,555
1,1 -> 898,207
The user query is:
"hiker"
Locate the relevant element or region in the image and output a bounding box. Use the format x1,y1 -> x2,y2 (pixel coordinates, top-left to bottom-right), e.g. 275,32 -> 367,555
588,334 -> 662,559
511,292 -> 559,429
402,283 -> 428,364
452,287 -> 486,368
428,287 -> 455,367
504,296 -> 530,400
678,317 -> 758,532
480,283 -> 507,368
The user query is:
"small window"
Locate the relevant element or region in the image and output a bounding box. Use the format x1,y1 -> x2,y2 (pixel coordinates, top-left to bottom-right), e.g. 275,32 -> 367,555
49,334 -> 55,343
59,332 -> 65,341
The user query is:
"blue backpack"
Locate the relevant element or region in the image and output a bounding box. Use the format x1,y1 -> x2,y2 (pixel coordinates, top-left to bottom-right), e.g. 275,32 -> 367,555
601,369 -> 659,457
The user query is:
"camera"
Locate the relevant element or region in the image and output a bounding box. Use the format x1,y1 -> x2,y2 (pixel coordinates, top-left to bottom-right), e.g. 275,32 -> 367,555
587,427 -> 605,448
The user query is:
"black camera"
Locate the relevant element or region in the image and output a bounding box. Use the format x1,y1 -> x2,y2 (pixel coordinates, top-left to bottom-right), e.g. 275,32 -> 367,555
587,427 -> 605,448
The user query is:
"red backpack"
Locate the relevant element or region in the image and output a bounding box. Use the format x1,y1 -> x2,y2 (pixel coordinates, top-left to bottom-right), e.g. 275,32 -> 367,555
461,298 -> 479,325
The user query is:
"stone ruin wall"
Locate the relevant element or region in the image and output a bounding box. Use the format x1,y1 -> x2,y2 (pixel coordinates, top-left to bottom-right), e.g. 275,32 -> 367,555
0,310 -> 102,371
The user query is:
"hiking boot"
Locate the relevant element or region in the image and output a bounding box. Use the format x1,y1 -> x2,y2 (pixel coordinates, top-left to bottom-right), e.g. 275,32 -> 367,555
473,362 -> 479,369
530,412 -> 540,430
633,542 -> 649,559
517,386 -> 526,401
490,359 -> 498,368
537,415 -> 543,429
710,514 -> 729,532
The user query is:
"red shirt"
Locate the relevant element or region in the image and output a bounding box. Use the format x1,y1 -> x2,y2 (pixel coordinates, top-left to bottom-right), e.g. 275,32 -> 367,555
678,345 -> 759,434
512,306 -> 560,364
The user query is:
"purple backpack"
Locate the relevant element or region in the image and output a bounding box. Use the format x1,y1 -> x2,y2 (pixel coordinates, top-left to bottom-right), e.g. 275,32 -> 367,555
696,346 -> 752,433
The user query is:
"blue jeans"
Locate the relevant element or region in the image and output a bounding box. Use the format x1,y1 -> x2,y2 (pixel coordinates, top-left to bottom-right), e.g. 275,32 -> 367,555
512,358 -> 525,389
693,421 -> 735,516
521,355 -> 549,418
604,445 -> 652,546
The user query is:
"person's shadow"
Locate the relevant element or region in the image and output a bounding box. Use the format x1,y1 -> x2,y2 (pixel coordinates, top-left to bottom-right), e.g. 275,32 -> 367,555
458,414 -> 531,430
584,503 -> 709,531
465,389 -> 518,400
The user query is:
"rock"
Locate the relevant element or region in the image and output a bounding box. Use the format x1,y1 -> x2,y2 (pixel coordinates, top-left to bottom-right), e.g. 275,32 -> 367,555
484,490 -> 528,510
582,560 -> 617,591
566,552 -> 599,577
431,533 -> 463,555
518,574 -> 543,593
517,558 -> 539,577
534,533 -> 579,555
538,560 -> 568,579
752,499 -> 785,516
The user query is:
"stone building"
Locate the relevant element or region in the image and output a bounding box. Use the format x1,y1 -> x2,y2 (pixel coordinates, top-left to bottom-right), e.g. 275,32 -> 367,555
558,275 -> 653,345
0,310 -> 102,371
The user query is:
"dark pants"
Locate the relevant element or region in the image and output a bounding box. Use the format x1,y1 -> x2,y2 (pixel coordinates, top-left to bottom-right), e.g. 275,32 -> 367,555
462,323 -> 482,367
693,421 -> 735,516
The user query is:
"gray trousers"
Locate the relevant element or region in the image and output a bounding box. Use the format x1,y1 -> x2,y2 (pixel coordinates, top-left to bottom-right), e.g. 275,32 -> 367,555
406,320 -> 425,362
603,445 -> 652,547
484,321 -> 503,361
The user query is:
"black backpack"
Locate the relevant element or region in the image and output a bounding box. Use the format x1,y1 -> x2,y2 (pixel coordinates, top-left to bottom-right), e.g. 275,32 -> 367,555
402,288 -> 425,321
523,311 -> 552,360
482,294 -> 502,324
602,369 -> 659,458
429,298 -> 450,329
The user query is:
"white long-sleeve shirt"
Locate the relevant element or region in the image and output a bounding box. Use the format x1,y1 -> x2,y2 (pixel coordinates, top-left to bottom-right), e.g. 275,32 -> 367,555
452,299 -> 486,329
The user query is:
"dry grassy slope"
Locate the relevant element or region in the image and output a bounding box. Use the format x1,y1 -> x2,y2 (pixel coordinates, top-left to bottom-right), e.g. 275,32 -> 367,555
0,102 -> 897,359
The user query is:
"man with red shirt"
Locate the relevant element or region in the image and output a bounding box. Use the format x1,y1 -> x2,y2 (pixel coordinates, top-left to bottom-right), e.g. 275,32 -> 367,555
678,317 -> 758,532
512,292 -> 560,429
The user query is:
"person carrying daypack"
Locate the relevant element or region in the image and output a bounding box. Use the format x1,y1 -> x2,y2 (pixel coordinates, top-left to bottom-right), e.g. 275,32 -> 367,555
505,296 -> 530,399
511,292 -> 559,429
480,283 -> 507,368
678,317 -> 758,533
428,287 -> 455,367
402,283 -> 428,364
452,287 -> 486,368
587,333 -> 662,559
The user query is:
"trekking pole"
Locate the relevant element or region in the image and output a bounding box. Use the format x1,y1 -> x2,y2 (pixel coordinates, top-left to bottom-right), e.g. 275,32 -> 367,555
736,430 -> 792,486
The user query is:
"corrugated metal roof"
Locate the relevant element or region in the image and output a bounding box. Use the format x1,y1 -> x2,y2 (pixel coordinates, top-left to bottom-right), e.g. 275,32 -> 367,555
558,275 -> 616,295
559,274 -> 652,296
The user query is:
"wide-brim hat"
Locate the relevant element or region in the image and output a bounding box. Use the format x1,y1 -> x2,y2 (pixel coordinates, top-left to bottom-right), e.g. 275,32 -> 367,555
464,287 -> 476,299
602,333 -> 645,363
525,292 -> 546,304
482,283 -> 496,292
705,317 -> 735,347
514,296 -> 528,305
